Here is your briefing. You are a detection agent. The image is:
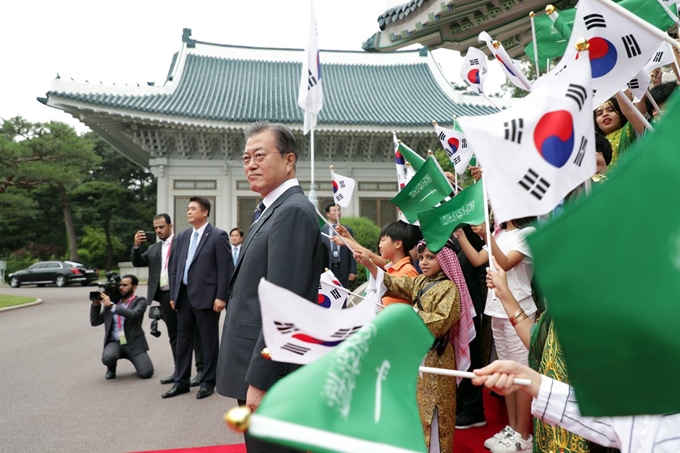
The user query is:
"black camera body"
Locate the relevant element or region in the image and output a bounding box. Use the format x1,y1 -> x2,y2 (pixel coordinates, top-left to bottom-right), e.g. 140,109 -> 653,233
99,272 -> 122,302
148,305 -> 162,338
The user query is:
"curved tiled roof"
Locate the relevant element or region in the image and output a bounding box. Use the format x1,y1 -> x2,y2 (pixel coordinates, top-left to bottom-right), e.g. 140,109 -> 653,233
47,53 -> 496,126
377,0 -> 430,30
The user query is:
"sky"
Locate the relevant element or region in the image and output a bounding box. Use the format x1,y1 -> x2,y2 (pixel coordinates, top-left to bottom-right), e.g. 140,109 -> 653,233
2,0 -> 506,133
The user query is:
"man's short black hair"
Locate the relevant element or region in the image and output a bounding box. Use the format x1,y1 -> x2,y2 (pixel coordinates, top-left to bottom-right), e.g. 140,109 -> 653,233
189,197 -> 211,216
230,227 -> 244,237
379,221 -> 422,252
325,203 -> 339,213
153,213 -> 172,225
243,121 -> 298,163
121,274 -> 139,286
645,81 -> 678,114
595,133 -> 613,166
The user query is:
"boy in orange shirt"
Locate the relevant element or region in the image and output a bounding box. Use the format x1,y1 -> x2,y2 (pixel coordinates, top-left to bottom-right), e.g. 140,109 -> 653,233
378,221 -> 421,306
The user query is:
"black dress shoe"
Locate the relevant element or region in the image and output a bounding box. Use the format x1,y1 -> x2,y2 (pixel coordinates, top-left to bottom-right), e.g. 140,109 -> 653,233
196,387 -> 214,399
190,372 -> 203,387
105,369 -> 116,380
160,375 -> 174,385
161,386 -> 190,399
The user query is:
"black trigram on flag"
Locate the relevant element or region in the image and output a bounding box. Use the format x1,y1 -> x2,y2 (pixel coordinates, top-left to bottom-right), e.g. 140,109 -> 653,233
329,288 -> 342,300
566,84 -> 587,111
438,131 -> 446,141
584,13 -> 606,30
275,321 -> 299,334
653,51 -> 664,63
453,155 -> 462,165
504,118 -> 524,144
335,193 -> 344,201
469,58 -> 480,65
627,79 -> 640,90
461,138 -> 468,148
573,136 -> 587,167
518,169 -> 550,200
622,34 -> 641,58
281,343 -> 310,356
330,326 -> 363,339
307,69 -> 318,90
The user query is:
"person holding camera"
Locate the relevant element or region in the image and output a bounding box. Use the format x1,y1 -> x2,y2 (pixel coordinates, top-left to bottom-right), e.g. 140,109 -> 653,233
90,274 -> 154,380
131,214 -> 204,386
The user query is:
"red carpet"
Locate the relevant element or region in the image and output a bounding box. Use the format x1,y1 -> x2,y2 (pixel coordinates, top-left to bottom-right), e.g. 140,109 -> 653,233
132,392 -> 506,453
453,390 -> 508,453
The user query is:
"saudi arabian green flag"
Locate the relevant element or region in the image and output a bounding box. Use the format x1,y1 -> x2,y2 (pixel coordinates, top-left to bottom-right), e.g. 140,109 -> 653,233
524,9 -> 576,69
617,0 -> 677,31
390,157 -> 453,224
418,181 -> 485,253
397,141 -> 426,172
529,91 -> 680,417
248,304 -> 433,453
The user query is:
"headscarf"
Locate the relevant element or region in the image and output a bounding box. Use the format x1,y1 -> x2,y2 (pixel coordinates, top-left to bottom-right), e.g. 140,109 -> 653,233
419,240 -> 477,384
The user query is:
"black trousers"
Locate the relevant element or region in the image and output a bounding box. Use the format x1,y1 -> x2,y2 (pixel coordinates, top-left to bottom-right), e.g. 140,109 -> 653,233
174,285 -> 219,389
156,289 -> 204,373
102,341 -> 154,379
456,313 -> 486,417
237,400 -> 301,453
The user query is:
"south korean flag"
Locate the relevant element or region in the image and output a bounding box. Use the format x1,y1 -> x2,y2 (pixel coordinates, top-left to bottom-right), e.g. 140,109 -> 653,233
458,51 -> 596,224
539,0 -> 663,106
644,41 -> 677,72
433,123 -> 474,175
318,269 -> 347,310
460,46 -> 490,97
626,69 -> 651,102
259,278 -> 378,365
479,31 -> 532,92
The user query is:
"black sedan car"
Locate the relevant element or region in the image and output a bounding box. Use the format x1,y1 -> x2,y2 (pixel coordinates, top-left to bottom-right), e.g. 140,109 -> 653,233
8,261 -> 99,288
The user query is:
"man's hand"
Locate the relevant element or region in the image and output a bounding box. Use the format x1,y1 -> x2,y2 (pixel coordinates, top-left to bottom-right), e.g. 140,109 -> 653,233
469,166 -> 482,182
246,385 -> 266,412
170,300 -> 176,311
134,230 -> 146,248
100,293 -> 113,308
348,273 -> 356,282
213,298 -> 226,312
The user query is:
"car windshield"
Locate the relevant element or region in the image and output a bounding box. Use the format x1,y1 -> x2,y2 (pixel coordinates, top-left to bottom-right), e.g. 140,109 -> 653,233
64,261 -> 84,267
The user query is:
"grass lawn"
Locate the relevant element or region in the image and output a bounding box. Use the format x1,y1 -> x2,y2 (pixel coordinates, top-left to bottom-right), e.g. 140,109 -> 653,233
0,294 -> 37,309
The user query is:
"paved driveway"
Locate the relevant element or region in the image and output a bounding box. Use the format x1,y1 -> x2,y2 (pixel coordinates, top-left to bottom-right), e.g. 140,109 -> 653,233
0,284 -> 243,453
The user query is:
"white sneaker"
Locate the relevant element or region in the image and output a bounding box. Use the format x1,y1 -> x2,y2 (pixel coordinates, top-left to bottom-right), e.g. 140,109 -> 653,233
483,425 -> 515,449
490,432 -> 533,453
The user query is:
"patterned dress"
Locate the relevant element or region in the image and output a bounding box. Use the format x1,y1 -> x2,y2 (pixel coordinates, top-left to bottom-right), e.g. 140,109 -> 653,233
383,271 -> 461,453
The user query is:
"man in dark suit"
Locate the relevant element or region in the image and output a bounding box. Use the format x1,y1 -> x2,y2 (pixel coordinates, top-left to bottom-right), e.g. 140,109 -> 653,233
162,197 -> 232,400
131,213 -> 204,386
321,203 -> 357,288
90,274 -> 154,380
217,122 -> 323,453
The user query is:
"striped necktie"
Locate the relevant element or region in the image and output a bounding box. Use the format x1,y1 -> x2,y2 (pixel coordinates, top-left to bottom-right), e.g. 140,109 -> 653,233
251,201 -> 266,224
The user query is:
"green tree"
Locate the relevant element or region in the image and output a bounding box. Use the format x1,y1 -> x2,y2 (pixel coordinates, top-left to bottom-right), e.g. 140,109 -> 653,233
0,118 -> 100,259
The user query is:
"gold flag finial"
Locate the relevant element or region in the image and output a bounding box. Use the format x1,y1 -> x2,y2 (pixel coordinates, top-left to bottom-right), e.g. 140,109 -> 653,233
575,38 -> 590,52
261,348 -> 272,360
427,150 -> 434,156
224,406 -> 252,433
491,40 -> 501,49
529,11 -> 535,18
432,120 -> 438,125
545,4 -> 555,15
330,165 -> 334,170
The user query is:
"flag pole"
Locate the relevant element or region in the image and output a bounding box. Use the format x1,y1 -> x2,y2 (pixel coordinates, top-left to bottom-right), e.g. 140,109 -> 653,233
453,116 -> 459,193
594,0 -> 680,51
308,125 -> 318,208
480,173 -> 497,300
617,90 -> 654,132
418,366 -> 531,386
529,11 -> 541,78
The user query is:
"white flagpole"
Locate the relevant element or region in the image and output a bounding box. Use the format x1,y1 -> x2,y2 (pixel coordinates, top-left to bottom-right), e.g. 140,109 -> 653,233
617,90 -> 654,132
418,366 -> 531,386
595,0 -> 680,51
645,90 -> 663,116
308,125 -> 318,207
453,116 -> 459,193
529,11 -> 541,78
481,173 -> 497,300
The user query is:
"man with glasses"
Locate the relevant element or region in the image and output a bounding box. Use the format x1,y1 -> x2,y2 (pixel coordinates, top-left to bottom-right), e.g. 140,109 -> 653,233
217,122 -> 323,453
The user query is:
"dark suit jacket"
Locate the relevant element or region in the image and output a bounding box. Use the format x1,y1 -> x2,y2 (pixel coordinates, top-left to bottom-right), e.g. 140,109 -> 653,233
321,223 -> 357,283
217,185 -> 323,400
168,223 -> 231,310
130,241 -> 163,303
90,296 -> 149,356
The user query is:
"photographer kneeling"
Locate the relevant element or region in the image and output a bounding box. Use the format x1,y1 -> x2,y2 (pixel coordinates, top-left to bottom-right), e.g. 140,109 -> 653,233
90,274 -> 154,380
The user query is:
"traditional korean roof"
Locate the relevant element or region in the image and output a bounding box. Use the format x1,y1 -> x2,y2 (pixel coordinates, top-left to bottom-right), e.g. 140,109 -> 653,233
41,30 -> 496,130
364,0 -> 578,58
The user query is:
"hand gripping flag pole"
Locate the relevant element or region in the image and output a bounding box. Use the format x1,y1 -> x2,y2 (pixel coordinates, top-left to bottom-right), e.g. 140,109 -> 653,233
617,90 -> 655,132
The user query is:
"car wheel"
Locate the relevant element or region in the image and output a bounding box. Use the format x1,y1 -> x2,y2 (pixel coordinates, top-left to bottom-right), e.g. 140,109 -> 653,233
9,277 -> 21,288
55,275 -> 66,287
37,284 -> 46,287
